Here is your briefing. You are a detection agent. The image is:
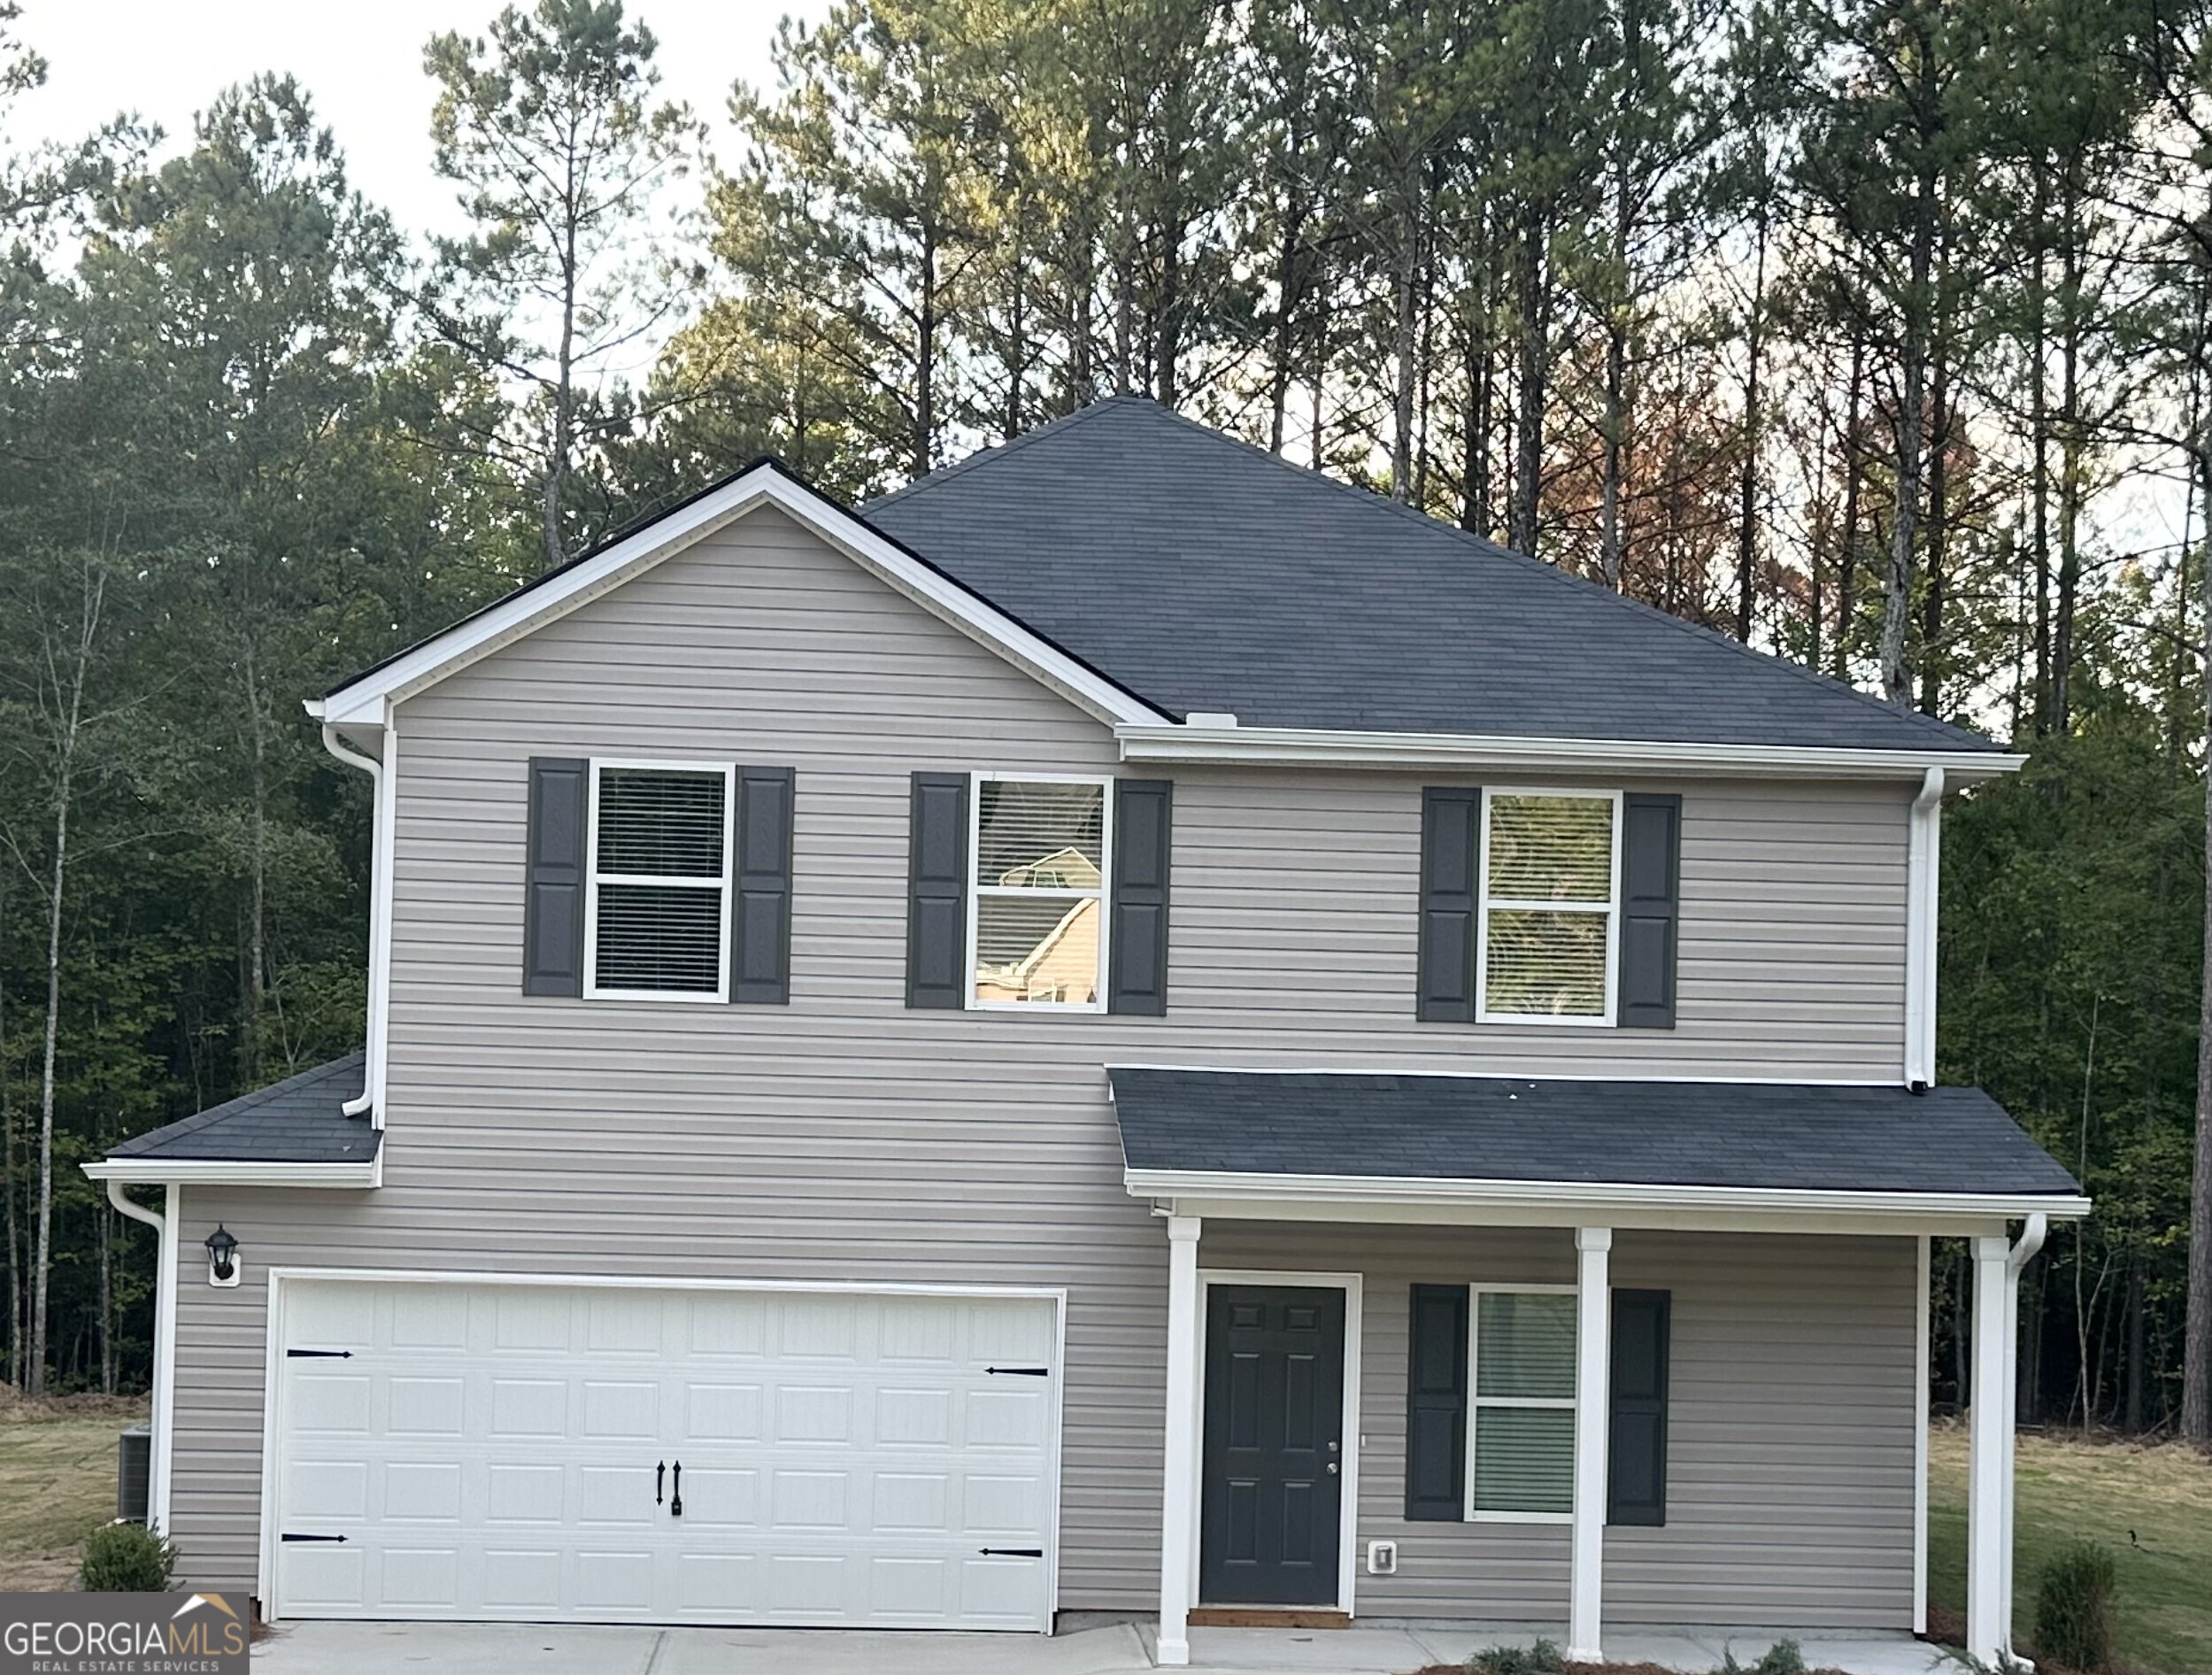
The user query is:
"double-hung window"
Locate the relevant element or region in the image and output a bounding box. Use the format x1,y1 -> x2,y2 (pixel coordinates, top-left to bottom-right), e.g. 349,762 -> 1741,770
968,773 -> 1111,1008
1477,789 -> 1622,1023
584,760 -> 735,1001
1467,1287 -> 1578,1521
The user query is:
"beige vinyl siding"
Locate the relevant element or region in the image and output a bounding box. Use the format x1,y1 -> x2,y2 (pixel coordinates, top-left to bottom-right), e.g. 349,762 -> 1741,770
1202,1224 -> 1917,1630
163,504 -> 1917,1619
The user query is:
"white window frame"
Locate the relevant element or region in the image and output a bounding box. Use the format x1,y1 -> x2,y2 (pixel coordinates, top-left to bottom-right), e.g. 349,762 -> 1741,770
582,757 -> 736,1004
1464,1282 -> 1580,1524
1476,786 -> 1623,1028
966,770 -> 1114,1014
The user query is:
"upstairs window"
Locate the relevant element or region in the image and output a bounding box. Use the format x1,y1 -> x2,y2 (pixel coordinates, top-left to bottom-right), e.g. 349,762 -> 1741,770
585,761 -> 734,1000
970,774 -> 1109,1007
1477,790 -> 1621,1024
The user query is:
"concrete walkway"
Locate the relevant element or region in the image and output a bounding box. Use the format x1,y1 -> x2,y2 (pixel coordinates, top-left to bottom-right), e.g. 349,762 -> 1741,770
250,1618 -> 1957,1675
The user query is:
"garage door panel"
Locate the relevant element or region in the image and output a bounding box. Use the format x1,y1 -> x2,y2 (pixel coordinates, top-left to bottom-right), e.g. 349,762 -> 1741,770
274,1282 -> 1058,1630
489,1378 -> 566,1437
485,1463 -> 565,1524
685,1383 -> 763,1440
483,1549 -> 562,1609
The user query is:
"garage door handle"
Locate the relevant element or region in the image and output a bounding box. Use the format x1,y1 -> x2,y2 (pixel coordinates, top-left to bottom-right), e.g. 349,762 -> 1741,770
656,1462 -> 665,1506
985,1366 -> 1049,1377
979,1548 -> 1043,1558
669,1461 -> 682,1517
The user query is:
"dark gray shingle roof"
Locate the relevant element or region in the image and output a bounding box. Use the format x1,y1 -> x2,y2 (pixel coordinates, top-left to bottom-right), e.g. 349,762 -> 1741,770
107,1053 -> 380,1165
867,398 -> 1995,753
1109,1069 -> 2079,1196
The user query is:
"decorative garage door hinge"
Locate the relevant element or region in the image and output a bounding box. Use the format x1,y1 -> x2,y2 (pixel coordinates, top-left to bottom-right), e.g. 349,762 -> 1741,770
983,1365 -> 1049,1376
284,1347 -> 353,1358
281,1533 -> 348,1543
977,1548 -> 1044,1558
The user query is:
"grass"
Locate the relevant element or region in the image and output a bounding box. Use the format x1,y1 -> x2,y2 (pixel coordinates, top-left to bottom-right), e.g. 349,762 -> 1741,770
1929,1420 -> 2212,1675
0,1389 -> 147,1590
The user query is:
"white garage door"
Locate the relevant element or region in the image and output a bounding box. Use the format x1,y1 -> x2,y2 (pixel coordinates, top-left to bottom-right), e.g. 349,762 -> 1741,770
269,1279 -> 1060,1629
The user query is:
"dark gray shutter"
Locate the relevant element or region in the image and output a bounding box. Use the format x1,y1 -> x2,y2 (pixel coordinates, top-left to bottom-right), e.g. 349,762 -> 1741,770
906,772 -> 970,1008
523,757 -> 588,997
1608,1289 -> 1670,1526
732,767 -> 795,1004
1619,793 -> 1682,1029
1108,779 -> 1172,1015
1405,1284 -> 1469,1520
1417,788 -> 1481,1022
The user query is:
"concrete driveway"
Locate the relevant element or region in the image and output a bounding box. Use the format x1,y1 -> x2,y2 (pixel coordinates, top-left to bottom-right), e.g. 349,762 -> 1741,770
249,1618 -> 1957,1675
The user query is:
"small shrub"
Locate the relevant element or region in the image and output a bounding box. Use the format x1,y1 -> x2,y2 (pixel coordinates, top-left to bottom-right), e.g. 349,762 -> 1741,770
1469,1640 -> 1564,1675
2034,1539 -> 2118,1672
1747,1642 -> 1807,1675
80,1521 -> 177,1592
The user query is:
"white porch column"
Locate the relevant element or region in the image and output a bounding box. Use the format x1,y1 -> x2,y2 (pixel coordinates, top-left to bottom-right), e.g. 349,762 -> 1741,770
1569,1226 -> 1612,1664
1159,1214 -> 1203,1668
1965,1233 -> 2011,1663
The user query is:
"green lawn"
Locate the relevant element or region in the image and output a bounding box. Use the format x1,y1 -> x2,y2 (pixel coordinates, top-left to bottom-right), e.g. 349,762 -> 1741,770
1930,1422 -> 2212,1675
0,1393 -> 147,1590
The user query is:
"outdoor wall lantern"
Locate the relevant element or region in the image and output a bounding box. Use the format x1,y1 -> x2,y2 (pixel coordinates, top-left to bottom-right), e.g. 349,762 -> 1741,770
204,1224 -> 240,1289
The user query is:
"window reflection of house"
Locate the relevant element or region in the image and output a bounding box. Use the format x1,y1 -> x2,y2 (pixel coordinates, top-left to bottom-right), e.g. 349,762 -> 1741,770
996,845 -> 1102,892
975,873 -> 1100,1004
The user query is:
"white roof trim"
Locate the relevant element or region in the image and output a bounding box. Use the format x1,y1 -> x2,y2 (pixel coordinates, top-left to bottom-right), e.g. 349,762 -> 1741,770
1122,1166 -> 2090,1223
1114,722 -> 2023,783
318,465 -> 1172,729
82,1159 -> 378,1188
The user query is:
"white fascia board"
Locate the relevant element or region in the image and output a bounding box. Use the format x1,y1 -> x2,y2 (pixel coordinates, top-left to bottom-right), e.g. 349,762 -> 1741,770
319,467 -> 1170,730
1114,722 -> 2023,783
1123,1166 -> 2091,1224
81,1159 -> 379,1188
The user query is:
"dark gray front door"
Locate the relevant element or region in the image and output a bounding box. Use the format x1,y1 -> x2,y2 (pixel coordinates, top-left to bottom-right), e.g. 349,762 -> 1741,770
1199,1285 -> 1345,1606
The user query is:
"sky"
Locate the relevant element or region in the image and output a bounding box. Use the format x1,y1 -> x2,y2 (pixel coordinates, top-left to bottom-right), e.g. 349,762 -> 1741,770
11,0 -> 834,242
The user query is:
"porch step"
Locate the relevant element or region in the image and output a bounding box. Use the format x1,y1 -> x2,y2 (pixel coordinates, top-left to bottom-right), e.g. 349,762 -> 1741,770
1187,1609 -> 1353,1630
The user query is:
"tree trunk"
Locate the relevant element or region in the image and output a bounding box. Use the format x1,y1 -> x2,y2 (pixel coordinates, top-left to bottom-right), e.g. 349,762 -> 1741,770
0,866 -> 14,1389
915,221 -> 938,479
1463,266 -> 1494,535
1918,339 -> 1950,717
2187,432 -> 2212,1447
1391,158 -> 1422,503
2051,178 -> 2085,737
1834,328 -> 1864,679
31,762 -> 67,1400
97,1202 -> 112,1396
1509,203 -> 1548,557
1735,212 -> 1769,641
2030,207 -> 2053,735
1881,35 -> 1938,708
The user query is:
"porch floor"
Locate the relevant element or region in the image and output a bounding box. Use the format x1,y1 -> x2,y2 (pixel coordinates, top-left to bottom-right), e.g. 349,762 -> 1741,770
250,1617 -> 1955,1675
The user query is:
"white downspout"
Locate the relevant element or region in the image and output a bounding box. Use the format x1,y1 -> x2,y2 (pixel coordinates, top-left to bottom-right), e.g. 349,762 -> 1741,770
105,1181 -> 178,1533
320,723 -> 386,1123
2000,1213 -> 2048,1654
1904,767 -> 1945,1089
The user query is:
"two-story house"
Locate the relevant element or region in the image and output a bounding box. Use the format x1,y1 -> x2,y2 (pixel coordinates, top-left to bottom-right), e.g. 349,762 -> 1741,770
89,398 -> 2086,1667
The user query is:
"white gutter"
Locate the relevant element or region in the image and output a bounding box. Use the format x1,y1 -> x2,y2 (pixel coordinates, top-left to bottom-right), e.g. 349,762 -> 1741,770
1114,722 -> 2022,784
1904,767 -> 1945,1089
85,1159 -> 379,1188
317,721 -> 390,1125
104,1181 -> 177,1532
1124,1166 -> 2091,1223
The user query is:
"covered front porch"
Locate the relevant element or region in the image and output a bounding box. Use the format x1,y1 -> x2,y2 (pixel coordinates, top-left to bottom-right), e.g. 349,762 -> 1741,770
1109,1068 -> 2090,1669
